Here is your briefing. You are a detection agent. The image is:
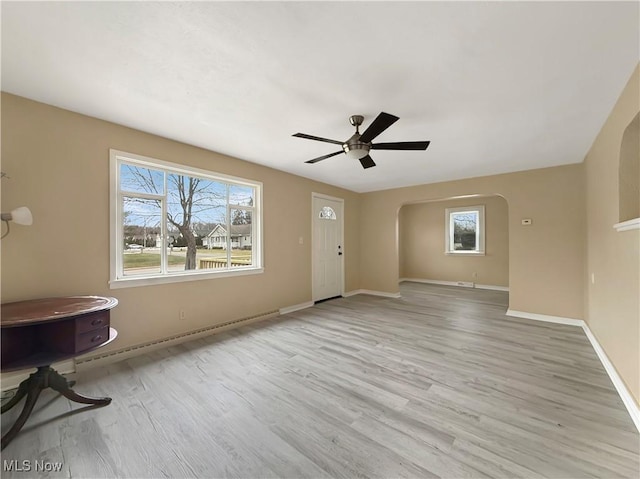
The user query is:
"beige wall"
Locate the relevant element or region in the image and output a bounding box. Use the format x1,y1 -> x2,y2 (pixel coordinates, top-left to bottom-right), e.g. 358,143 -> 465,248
584,64 -> 639,405
359,164 -> 585,320
0,93 -> 360,354
399,196 -> 509,286
3,68 -> 637,410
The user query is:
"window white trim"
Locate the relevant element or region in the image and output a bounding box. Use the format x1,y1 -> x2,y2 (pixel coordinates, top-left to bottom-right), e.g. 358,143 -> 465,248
109,149 -> 263,288
109,266 -> 265,289
444,205 -> 485,255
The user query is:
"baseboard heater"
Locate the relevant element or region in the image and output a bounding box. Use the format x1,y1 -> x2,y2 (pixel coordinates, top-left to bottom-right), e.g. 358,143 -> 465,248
75,309 -> 279,369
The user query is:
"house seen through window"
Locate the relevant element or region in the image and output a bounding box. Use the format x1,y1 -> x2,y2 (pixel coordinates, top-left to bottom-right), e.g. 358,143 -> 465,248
110,150 -> 262,287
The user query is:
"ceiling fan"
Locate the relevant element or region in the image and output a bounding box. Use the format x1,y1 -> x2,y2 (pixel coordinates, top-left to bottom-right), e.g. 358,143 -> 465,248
293,112 -> 430,169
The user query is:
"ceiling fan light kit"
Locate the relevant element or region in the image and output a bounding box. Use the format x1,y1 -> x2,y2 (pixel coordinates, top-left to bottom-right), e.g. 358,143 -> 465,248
343,115 -> 370,161
293,112 -> 430,169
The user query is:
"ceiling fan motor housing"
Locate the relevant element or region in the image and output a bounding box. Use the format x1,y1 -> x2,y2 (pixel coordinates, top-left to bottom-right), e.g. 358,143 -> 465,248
343,133 -> 370,160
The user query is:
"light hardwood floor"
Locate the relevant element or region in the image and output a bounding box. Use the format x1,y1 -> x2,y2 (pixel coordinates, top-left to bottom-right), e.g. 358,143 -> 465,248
2,283 -> 638,478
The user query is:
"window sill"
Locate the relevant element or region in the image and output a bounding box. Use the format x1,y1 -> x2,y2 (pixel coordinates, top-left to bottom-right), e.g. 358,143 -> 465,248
613,218 -> 640,232
445,251 -> 485,256
110,267 -> 264,289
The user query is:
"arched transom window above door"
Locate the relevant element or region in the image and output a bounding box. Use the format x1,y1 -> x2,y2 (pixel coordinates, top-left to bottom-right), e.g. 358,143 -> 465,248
319,206 -> 337,220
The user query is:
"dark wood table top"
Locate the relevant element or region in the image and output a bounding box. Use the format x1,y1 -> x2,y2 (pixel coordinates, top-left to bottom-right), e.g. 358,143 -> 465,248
1,296 -> 118,327
1,328 -> 118,372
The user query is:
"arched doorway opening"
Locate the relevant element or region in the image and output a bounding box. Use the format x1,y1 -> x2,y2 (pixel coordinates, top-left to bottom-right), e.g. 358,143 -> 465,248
397,194 -> 509,292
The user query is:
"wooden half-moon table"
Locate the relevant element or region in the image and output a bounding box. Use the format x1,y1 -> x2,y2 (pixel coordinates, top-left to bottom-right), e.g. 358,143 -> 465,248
1,296 -> 118,450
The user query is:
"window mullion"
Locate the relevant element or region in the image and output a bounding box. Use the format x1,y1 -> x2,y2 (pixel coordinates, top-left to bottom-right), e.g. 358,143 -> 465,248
475,213 -> 480,253
226,185 -> 231,269
449,215 -> 455,252
118,191 -> 124,278
161,172 -> 168,275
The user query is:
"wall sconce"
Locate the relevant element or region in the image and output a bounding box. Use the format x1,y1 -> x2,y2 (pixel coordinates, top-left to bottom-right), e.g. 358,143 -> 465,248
1,206 -> 33,239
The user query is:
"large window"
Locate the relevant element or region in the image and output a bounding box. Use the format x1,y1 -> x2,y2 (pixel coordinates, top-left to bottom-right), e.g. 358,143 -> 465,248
445,205 -> 485,255
110,150 -> 262,288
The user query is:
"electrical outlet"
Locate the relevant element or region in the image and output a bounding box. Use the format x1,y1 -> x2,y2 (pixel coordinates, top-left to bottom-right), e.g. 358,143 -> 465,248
179,310 -> 186,320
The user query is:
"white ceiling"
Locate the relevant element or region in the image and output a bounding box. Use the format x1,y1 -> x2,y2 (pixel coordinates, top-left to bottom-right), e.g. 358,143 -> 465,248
2,2 -> 638,193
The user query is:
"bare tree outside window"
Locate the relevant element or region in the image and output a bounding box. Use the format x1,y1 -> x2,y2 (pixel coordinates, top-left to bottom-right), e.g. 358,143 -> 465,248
122,165 -> 227,271
166,173 -> 226,270
445,205 -> 485,255
452,212 -> 478,250
111,151 -> 261,286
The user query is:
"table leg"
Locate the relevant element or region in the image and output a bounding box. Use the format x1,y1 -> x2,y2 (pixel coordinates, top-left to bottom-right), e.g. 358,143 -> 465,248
1,384 -> 42,450
48,368 -> 112,407
1,381 -> 29,414
1,367 -> 111,450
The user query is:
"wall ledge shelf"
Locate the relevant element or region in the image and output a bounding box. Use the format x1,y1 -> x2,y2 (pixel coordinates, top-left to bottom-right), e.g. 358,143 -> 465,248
613,218 -> 640,232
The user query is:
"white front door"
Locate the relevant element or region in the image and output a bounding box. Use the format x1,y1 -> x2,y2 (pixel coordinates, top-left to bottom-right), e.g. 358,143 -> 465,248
312,194 -> 344,302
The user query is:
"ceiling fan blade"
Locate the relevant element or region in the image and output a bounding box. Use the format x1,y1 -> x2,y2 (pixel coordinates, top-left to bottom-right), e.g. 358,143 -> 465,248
293,133 -> 343,145
358,112 -> 399,143
359,155 -> 376,169
305,150 -> 343,164
372,141 -> 430,150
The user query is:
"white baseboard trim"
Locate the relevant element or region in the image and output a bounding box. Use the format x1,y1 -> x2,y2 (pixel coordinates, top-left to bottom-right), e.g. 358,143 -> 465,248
506,309 -> 639,432
280,301 -> 314,315
343,289 -> 402,299
1,359 -> 76,392
613,217 -> 640,232
475,284 -> 510,292
75,310 -> 279,372
400,278 -> 458,287
506,309 -> 584,327
342,290 -> 359,297
400,278 -> 509,292
582,323 -> 640,432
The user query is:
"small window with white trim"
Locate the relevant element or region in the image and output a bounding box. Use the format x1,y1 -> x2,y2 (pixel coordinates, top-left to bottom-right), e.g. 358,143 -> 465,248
445,205 -> 485,255
110,150 -> 262,288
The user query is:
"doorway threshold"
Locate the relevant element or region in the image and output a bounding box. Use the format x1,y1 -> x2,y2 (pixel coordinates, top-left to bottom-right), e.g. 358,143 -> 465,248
314,296 -> 342,304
